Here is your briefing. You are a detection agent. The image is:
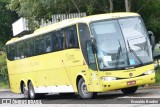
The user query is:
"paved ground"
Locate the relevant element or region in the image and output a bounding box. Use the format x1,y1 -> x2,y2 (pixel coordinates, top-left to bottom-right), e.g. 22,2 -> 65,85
0,88 -> 160,106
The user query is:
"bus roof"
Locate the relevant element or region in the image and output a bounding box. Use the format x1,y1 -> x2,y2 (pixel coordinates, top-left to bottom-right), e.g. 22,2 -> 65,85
6,12 -> 139,45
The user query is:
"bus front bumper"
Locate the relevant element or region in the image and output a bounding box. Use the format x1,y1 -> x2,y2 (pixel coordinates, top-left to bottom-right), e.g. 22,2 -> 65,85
101,73 -> 155,92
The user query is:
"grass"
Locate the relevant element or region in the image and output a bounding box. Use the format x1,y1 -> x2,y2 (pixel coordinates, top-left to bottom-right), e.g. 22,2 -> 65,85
155,66 -> 160,84
0,81 -> 9,89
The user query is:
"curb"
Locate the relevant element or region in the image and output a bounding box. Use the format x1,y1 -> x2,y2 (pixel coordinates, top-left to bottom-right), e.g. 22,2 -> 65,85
145,86 -> 160,89
0,89 -> 10,92
141,85 -> 160,89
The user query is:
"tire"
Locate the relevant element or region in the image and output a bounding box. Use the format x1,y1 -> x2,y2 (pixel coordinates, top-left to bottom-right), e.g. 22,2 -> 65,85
22,83 -> 29,99
28,82 -> 40,99
78,78 -> 96,99
121,86 -> 138,94
28,82 -> 45,99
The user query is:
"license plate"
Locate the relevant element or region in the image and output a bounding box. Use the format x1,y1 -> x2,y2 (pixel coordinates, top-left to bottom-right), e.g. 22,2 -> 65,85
127,80 -> 136,85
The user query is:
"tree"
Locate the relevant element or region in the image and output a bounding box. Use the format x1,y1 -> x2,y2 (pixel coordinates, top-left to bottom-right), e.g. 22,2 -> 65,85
131,0 -> 160,42
125,0 -> 131,12
0,53 -> 8,84
109,0 -> 114,12
0,0 -> 18,44
6,0 -> 160,43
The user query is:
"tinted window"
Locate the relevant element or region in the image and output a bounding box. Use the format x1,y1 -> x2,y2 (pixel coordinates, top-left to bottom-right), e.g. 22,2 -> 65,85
66,25 -> 79,48
87,41 -> 97,70
35,38 -> 39,55
45,33 -> 52,53
39,37 -> 45,54
28,39 -> 34,56
78,23 -> 91,65
52,32 -> 59,51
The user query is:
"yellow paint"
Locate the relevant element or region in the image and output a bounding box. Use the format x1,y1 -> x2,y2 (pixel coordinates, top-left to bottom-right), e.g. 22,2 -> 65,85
6,12 -> 155,94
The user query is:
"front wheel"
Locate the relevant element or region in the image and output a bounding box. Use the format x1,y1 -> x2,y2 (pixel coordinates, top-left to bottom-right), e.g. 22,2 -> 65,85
121,86 -> 138,94
78,78 -> 96,99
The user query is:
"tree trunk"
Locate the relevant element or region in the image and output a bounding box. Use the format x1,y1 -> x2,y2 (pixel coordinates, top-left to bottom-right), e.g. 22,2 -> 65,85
70,0 -> 81,13
125,0 -> 130,12
109,0 -> 114,12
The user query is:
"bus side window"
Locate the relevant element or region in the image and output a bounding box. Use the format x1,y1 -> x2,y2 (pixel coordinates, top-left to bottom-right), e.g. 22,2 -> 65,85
23,41 -> 27,58
28,39 -> 34,57
19,42 -> 24,59
52,32 -> 59,51
56,29 -> 66,50
11,44 -> 16,60
66,25 -> 79,48
17,42 -> 21,59
39,36 -> 45,54
61,29 -> 67,49
25,40 -> 30,58
44,33 -> 52,53
35,38 -> 39,55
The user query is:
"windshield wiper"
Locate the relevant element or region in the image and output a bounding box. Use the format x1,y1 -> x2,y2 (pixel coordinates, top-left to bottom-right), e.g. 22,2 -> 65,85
115,39 -> 122,69
127,40 -> 143,65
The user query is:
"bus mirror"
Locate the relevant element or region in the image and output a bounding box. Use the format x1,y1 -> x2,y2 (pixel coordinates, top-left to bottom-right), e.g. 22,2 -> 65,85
90,38 -> 97,54
148,31 -> 155,50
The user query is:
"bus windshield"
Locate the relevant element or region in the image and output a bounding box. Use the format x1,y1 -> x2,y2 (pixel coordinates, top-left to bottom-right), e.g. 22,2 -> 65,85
91,17 -> 153,70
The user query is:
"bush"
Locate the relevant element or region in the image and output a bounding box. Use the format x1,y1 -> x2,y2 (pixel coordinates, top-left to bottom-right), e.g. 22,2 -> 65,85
155,66 -> 160,84
0,53 -> 9,87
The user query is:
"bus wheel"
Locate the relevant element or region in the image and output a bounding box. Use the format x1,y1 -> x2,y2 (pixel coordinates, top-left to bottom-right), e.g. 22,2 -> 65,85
78,78 -> 95,99
121,86 -> 138,94
22,83 -> 29,99
28,82 -> 37,99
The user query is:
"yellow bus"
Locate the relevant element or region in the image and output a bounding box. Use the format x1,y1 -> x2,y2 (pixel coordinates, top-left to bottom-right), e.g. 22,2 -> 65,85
6,12 -> 155,99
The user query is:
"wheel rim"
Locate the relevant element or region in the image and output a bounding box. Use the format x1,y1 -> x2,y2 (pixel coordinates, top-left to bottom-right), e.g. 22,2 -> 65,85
23,84 -> 28,98
81,82 -> 88,95
29,83 -> 35,98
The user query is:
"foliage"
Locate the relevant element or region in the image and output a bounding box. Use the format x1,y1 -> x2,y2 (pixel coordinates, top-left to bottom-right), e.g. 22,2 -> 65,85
0,0 -> 18,44
131,0 -> 160,42
6,0 -> 160,40
7,0 -> 112,30
155,66 -> 160,84
0,53 -> 8,85
0,43 -> 8,87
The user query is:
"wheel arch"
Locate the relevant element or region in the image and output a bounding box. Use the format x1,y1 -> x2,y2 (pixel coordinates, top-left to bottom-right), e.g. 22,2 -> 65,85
76,74 -> 87,91
20,80 -> 25,94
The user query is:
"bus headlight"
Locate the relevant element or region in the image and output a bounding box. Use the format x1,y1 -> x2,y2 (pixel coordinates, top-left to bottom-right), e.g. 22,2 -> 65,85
101,77 -> 117,81
144,70 -> 155,75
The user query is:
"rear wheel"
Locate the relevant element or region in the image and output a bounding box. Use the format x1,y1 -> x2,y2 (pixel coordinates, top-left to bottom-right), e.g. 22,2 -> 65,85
28,82 -> 45,99
28,82 -> 37,99
78,78 -> 96,99
121,86 -> 138,94
22,83 -> 29,99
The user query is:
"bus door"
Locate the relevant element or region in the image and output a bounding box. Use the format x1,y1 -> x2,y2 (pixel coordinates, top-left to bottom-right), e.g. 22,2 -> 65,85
86,40 -> 100,92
